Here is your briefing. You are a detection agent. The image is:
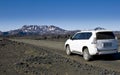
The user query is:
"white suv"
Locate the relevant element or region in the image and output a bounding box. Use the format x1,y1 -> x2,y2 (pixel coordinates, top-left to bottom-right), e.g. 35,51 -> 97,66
65,30 -> 118,61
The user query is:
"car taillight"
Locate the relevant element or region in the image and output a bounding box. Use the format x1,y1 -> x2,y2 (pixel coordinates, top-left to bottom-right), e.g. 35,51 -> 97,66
115,36 -> 118,40
91,37 -> 97,44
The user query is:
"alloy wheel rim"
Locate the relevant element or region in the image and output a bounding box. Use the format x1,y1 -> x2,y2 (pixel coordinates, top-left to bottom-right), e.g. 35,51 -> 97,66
66,47 -> 70,55
84,51 -> 88,60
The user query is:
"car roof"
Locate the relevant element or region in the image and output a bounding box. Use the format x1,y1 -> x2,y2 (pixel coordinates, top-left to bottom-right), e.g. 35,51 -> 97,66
76,30 -> 113,33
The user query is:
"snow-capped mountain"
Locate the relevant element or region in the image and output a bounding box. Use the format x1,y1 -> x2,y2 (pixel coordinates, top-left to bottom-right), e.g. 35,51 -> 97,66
21,25 -> 65,33
8,25 -> 67,35
94,27 -> 106,30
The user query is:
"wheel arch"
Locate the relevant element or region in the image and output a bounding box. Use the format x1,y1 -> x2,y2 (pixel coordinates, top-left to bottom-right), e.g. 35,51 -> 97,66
82,46 -> 88,52
65,44 -> 69,48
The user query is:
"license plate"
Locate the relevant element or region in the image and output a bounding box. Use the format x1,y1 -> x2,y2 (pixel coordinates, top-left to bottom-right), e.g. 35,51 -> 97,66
104,43 -> 112,47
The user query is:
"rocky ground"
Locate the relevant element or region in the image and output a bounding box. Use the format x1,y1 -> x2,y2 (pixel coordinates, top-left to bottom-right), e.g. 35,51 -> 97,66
0,39 -> 120,75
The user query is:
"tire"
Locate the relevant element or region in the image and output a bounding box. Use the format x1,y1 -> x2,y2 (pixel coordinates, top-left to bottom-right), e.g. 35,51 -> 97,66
83,48 -> 91,61
66,45 -> 71,55
111,53 -> 119,59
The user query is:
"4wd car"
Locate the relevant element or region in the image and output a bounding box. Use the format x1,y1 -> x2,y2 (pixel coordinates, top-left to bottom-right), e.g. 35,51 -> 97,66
65,30 -> 118,61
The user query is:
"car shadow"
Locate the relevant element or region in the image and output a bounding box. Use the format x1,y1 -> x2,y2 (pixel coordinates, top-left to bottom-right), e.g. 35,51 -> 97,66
92,52 -> 120,61
70,52 -> 120,61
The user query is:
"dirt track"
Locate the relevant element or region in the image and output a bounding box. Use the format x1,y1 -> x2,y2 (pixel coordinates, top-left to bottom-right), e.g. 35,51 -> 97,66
1,39 -> 120,75
11,39 -> 120,73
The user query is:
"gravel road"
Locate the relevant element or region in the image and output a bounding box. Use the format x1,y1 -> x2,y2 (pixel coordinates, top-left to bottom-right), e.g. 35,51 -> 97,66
11,39 -> 120,74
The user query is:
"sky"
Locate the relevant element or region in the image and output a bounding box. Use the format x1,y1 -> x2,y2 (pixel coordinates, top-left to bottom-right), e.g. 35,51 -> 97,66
0,0 -> 120,31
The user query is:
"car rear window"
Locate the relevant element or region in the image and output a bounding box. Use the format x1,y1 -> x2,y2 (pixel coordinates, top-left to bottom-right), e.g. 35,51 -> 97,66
96,32 -> 115,40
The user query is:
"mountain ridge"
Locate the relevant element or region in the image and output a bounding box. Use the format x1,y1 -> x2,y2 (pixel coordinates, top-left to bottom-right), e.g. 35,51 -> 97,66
0,25 -> 119,36
1,25 -> 68,36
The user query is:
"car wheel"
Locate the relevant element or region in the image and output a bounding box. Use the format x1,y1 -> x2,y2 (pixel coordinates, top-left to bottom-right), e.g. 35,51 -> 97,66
66,45 -> 71,55
111,53 -> 119,59
83,48 -> 91,61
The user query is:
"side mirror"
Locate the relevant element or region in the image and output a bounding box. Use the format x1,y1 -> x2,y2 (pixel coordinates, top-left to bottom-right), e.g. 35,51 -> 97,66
69,36 -> 73,40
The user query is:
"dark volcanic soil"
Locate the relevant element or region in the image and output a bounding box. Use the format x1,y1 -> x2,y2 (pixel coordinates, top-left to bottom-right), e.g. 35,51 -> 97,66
0,39 -> 119,75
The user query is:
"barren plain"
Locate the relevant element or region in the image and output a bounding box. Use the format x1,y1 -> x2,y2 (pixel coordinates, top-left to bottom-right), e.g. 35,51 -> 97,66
0,39 -> 120,75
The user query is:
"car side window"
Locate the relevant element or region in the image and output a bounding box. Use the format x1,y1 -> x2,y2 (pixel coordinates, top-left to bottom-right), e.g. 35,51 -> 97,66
84,32 -> 92,39
72,33 -> 83,40
72,32 -> 92,40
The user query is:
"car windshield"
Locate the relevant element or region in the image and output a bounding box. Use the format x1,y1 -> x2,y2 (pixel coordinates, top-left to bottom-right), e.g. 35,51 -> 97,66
96,32 -> 115,40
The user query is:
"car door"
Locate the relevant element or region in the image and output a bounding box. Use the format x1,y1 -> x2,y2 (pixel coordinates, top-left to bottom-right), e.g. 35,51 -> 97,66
70,32 -> 92,53
74,33 -> 85,52
75,32 -> 92,52
70,33 -> 83,52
